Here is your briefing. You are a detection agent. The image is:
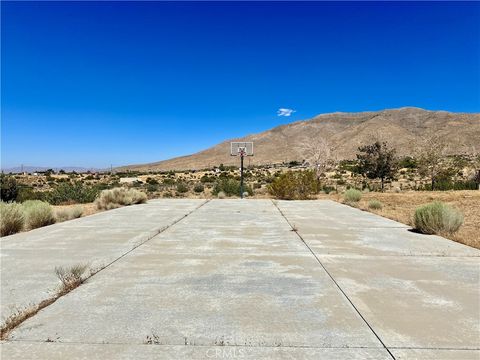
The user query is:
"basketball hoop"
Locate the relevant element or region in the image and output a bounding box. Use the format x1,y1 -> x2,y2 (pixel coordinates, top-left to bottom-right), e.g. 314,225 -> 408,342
230,142 -> 254,198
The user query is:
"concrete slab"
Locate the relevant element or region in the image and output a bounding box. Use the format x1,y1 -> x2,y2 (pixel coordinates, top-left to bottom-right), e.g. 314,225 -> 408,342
0,200 -> 205,319
390,348 -> 480,359
276,201 -> 478,257
276,200 -> 410,230
0,342 -> 392,360
320,256 -> 480,349
2,199 -> 479,359
9,200 -> 382,349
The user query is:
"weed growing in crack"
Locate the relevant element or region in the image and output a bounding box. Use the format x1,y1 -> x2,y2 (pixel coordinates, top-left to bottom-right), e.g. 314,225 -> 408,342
55,264 -> 88,294
144,333 -> 161,344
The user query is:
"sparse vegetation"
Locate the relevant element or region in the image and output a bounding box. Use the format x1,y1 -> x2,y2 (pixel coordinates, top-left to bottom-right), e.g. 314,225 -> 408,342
0,202 -> 25,236
55,206 -> 84,222
368,199 -> 383,210
94,187 -> 147,210
414,201 -> 463,235
22,200 -> 56,230
343,189 -> 362,203
1,263 -> 91,340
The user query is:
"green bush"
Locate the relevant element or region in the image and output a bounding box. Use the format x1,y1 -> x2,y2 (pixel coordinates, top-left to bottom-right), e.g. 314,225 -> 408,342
55,206 -> 84,222
22,200 -> 56,230
212,178 -> 252,197
368,199 -> 382,210
268,170 -> 318,200
0,202 -> 25,236
176,183 -> 189,193
16,186 -> 46,202
414,202 -> 463,235
0,175 -> 18,202
46,182 -> 100,205
95,188 -> 147,210
344,189 -> 362,203
193,183 -> 204,193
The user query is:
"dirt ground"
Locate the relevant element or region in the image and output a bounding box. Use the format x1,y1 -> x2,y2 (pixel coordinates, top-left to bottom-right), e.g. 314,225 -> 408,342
318,191 -> 480,250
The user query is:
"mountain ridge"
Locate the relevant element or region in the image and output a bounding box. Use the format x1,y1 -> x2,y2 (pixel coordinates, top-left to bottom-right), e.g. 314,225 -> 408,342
120,107 -> 479,171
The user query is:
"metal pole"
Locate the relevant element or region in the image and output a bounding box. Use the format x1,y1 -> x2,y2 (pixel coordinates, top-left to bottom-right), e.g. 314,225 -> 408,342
240,155 -> 244,198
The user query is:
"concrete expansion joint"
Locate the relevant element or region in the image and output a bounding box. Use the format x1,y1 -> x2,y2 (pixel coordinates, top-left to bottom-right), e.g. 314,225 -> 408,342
1,200 -> 210,339
270,200 -> 397,360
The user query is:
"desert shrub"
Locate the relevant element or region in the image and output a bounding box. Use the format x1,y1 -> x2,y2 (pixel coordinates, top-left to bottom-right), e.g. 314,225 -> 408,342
414,202 -> 463,235
176,183 -> 189,193
368,199 -> 382,210
217,191 -> 226,199
162,178 -> 174,185
22,200 -> 56,230
212,178 -> 253,197
146,184 -> 159,193
322,186 -> 335,194
0,175 -> 18,202
268,170 -> 318,200
95,187 -> 147,210
200,175 -> 215,183
0,202 -> 25,236
344,189 -> 362,203
193,183 -> 204,193
55,206 -> 83,222
418,180 -> 478,191
46,182 -> 100,205
16,186 -> 46,202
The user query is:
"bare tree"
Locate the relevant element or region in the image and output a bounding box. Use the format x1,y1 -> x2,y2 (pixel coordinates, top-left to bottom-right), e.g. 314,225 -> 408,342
471,145 -> 480,190
297,136 -> 335,180
415,135 -> 448,191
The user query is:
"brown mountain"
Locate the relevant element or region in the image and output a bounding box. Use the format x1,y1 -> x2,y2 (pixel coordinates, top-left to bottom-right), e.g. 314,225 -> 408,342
120,107 -> 480,171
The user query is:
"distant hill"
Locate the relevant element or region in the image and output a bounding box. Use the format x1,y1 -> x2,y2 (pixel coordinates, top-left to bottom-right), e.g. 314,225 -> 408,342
1,166 -> 104,174
120,107 -> 480,171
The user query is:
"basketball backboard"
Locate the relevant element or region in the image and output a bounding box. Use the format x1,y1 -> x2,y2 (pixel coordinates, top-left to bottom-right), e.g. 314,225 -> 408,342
231,142 -> 254,157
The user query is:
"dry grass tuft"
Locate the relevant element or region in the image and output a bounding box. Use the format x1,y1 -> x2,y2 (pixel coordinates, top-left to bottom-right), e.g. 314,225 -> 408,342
54,264 -> 88,294
368,199 -> 383,210
55,206 -> 83,222
0,202 -> 25,236
344,189 -> 362,204
22,200 -> 56,230
95,188 -> 147,210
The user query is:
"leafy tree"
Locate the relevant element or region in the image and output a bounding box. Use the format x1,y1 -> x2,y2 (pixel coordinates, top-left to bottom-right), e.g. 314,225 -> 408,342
356,141 -> 398,191
0,174 -> 19,202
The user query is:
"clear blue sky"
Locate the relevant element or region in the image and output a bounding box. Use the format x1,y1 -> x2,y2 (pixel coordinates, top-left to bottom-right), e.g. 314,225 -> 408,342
2,1 -> 479,168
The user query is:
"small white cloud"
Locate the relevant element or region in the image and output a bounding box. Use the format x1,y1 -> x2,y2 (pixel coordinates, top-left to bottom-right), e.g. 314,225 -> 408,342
277,108 -> 296,117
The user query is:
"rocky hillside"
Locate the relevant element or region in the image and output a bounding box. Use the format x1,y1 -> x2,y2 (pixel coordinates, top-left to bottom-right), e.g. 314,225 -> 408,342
120,107 -> 480,171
